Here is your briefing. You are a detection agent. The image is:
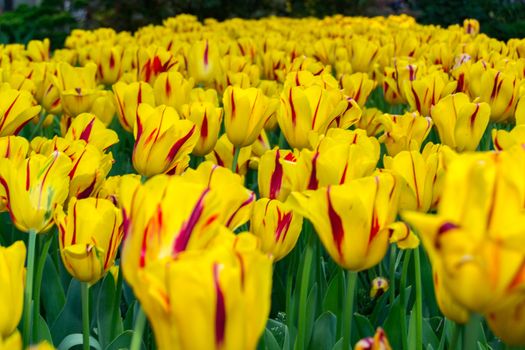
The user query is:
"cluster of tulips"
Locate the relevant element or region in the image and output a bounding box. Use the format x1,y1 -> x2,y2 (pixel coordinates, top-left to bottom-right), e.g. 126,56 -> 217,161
1,12 -> 525,350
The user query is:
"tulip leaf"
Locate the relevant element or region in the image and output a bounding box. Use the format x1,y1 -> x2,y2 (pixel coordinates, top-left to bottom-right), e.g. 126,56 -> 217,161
97,274 -> 123,349
408,307 -> 417,350
308,311 -> 336,350
353,313 -> 375,340
123,301 -> 136,330
330,338 -> 342,350
322,269 -> 344,318
263,328 -> 281,350
57,333 -> 102,350
37,314 -> 53,345
50,279 -> 83,345
304,283 -> 318,348
41,256 -> 66,325
266,318 -> 288,349
422,317 -> 440,350
104,330 -> 145,350
382,296 -> 404,350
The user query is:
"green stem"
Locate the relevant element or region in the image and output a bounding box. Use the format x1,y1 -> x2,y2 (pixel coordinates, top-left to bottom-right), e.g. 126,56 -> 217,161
463,313 -> 482,350
29,112 -> 47,139
32,232 -> 53,342
450,321 -> 461,350
130,306 -> 147,350
81,282 -> 90,350
23,230 -> 37,348
110,265 -> 123,341
389,246 -> 397,306
231,146 -> 241,173
295,227 -> 315,350
400,249 -> 412,350
414,247 -> 423,350
341,270 -> 358,350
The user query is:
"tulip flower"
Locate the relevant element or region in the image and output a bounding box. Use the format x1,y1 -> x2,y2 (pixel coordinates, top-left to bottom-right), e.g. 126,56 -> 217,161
136,47 -> 180,84
0,83 -> 41,136
0,331 -> 21,349
132,104 -> 197,177
187,40 -> 220,84
0,136 -> 29,212
463,19 -> 480,35
92,45 -> 124,85
354,328 -> 392,350
250,198 -> 303,261
113,81 -> 156,132
487,298 -> 525,346
190,87 -> 219,106
55,62 -> 100,117
153,71 -> 194,113
478,69 -> 519,122
258,148 -> 299,201
370,277 -> 389,298
378,111 -> 433,156
64,113 -> 119,152
26,39 -> 50,62
205,134 -> 252,176
383,59 -> 420,105
403,71 -> 457,117
94,174 -> 141,207
223,86 -> 277,148
180,102 -> 223,156
492,125 -> 525,150
0,151 -> 72,233
430,93 -> 490,151
89,90 -> 117,126
357,108 -> 384,137
0,241 -> 25,339
348,38 -> 381,74
183,161 -> 255,231
340,72 -> 376,107
55,197 -> 123,284
402,151 -> 525,314
289,173 -> 419,271
278,84 -> 345,149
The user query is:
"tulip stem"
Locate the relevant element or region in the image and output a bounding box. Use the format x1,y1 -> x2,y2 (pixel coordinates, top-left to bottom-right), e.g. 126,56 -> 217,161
450,321 -> 461,349
130,305 -> 147,350
33,232 -> 53,342
296,227 -> 315,350
400,249 -> 412,350
388,246 -> 397,306
414,247 -> 423,350
81,282 -> 90,350
23,230 -> 37,348
463,313 -> 482,350
341,270 -> 358,350
231,146 -> 241,173
29,111 -> 47,139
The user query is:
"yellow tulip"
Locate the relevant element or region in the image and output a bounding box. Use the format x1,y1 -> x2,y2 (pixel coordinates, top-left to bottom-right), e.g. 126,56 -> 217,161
153,71 -> 194,113
89,90 -> 117,126
223,86 -> 277,148
486,298 -> 525,346
0,331 -> 21,350
26,39 -> 50,62
340,72 -> 376,107
403,71 -> 457,117
370,277 -> 389,298
0,151 -> 72,233
180,102 -> 223,157
0,241 -> 25,338
64,113 -> 119,152
289,173 -> 418,271
258,148 -> 298,201
133,104 -> 197,177
378,111 -> 433,156
113,81 -> 156,132
0,136 -> 29,212
250,198 -> 303,261
479,68 -> 519,122
205,134 -> 252,176
463,19 -> 480,35
55,62 -> 100,117
187,40 -> 220,84
357,108 -> 384,137
94,174 -> 141,207
0,83 -> 41,136
493,125 -> 525,150
55,197 -> 123,284
430,93 -> 490,151
354,328 -> 392,350
136,47 -> 180,84
92,45 -> 124,85
383,59 -> 420,105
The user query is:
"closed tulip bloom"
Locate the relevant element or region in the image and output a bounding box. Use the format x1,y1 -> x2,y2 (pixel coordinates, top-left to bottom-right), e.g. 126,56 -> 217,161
94,174 -> 141,207
278,84 -> 344,149
258,148 -> 298,201
190,87 -> 219,106
0,330 -> 21,350
358,108 -> 384,137
183,161 -> 255,231
432,265 -> 469,324
250,198 -> 303,261
89,90 -> 117,126
430,93 -> 490,151
181,102 -> 222,156
26,39 -> 50,62
133,104 -> 197,177
348,38 -> 381,74
378,112 -> 433,156
370,277 -> 389,298
383,59 -> 420,105
32,63 -> 62,115
0,136 -> 29,212
223,86 -> 277,148
492,125 -> 525,150
205,134 -> 252,176
354,328 -> 392,350
55,197 -> 123,284
289,174 -> 419,271
153,71 -> 194,113
0,151 -> 72,233
463,19 -> 480,35
403,151 -> 525,314
126,238 -> 272,350
113,81 -> 156,132
55,62 -> 100,117
487,298 -> 525,346
64,113 -> 119,152
187,40 -> 221,84
340,72 -> 376,107
479,69 -> 519,122
403,71 -> 457,117
93,45 -> 124,85
0,83 -> 41,136
0,241 -> 25,339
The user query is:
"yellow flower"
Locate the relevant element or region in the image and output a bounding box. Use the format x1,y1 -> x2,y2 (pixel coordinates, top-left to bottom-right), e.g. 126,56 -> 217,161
55,197 -> 123,284
0,83 -> 41,136
463,19 -> 480,35
187,40 -> 220,84
113,81 -> 156,132
0,241 -> 25,339
487,298 -> 525,346
0,136 -> 29,212
55,62 -> 100,117
64,113 -> 119,152
0,151 -> 72,233
289,174 -> 418,271
205,134 -> 252,176
258,148 -> 298,201
430,93 -> 490,151
378,111 -> 433,156
153,72 -> 194,113
94,174 -> 141,207
479,68 -> 519,122
223,86 -> 277,148
92,45 -> 124,85
493,125 -> 525,150
383,59 -> 420,105
181,102 -> 223,157
133,104 -> 197,177
340,72 -> 376,107
403,71 -> 457,117
89,90 -> 117,126
26,39 -> 50,62
354,328 -> 392,350
0,331 -> 21,350
250,198 -> 302,261
357,108 -> 384,137
370,277 -> 389,298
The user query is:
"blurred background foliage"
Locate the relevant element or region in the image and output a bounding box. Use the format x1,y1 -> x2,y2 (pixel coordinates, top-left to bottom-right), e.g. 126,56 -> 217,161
0,0 -> 524,47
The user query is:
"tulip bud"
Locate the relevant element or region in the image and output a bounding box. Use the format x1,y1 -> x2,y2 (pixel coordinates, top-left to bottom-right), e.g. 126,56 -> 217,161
26,39 -> 50,62
133,104 -> 197,177
180,102 -> 222,157
340,72 -> 376,107
187,40 -> 220,84
0,241 -> 25,338
93,45 -> 124,85
251,198 -> 302,261
370,277 -> 389,298
378,112 -> 433,156
463,19 -> 480,35
403,71 -> 457,117
479,69 -> 519,122
354,328 -> 392,350
153,71 -> 194,113
55,62 -> 100,117
113,81 -> 156,132
89,90 -> 117,126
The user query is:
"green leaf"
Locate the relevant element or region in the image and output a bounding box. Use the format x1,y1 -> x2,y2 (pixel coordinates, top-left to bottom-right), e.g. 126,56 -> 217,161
383,296 -> 404,350
37,314 -> 53,345
422,317 -> 440,349
105,330 -> 145,350
322,269 -> 344,317
57,333 -> 101,350
308,311 -> 336,350
123,301 -> 136,331
304,283 -> 318,348
97,274 -> 123,349
50,279 -> 83,345
354,313 -> 375,340
264,328 -> 281,350
41,256 -> 66,325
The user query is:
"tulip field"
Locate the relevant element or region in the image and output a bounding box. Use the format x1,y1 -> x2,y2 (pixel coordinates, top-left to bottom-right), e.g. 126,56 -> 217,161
2,12 -> 525,350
